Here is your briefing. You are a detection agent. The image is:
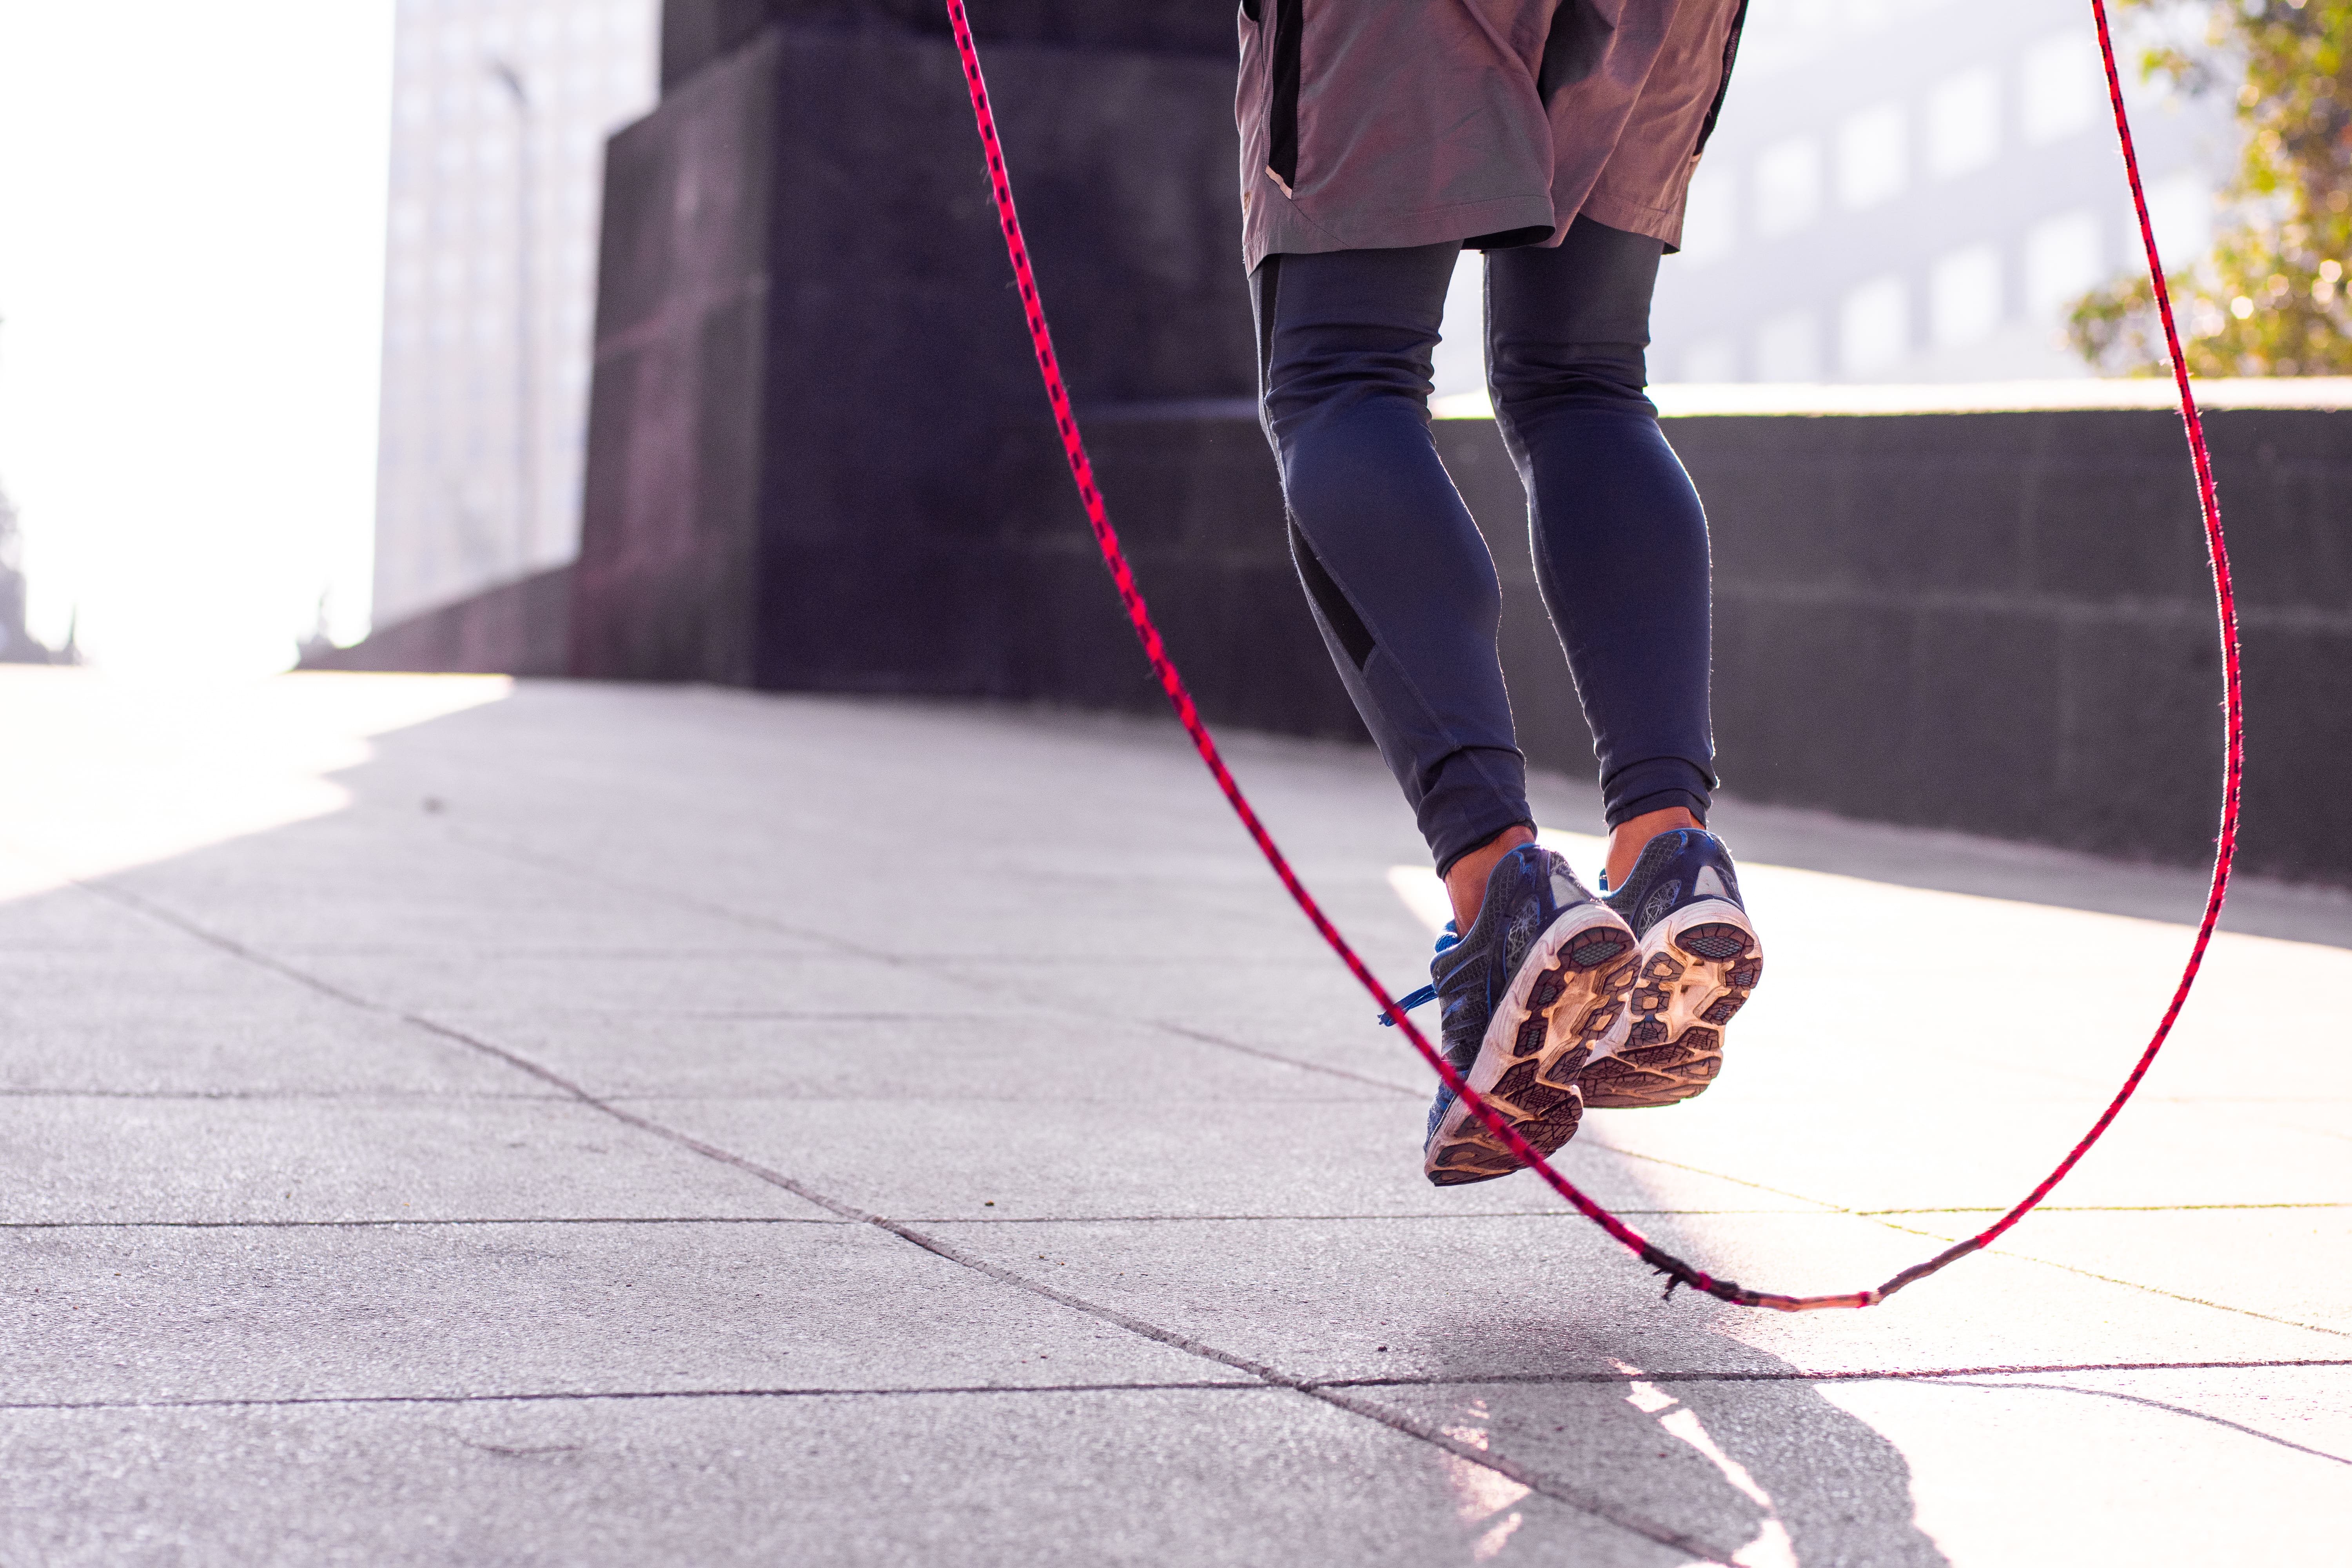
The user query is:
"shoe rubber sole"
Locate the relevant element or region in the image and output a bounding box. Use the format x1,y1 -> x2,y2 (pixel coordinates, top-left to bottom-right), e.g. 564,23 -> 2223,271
1577,899 -> 1762,1111
1423,904 -> 1641,1187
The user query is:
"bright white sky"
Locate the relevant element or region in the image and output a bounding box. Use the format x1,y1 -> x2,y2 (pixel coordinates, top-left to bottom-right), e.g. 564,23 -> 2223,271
0,2 -> 394,673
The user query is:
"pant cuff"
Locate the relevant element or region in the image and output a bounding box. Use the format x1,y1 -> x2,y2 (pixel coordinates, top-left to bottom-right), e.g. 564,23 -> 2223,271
1421,747 -> 1535,879
1600,756 -> 1715,828
1432,814 -> 1539,881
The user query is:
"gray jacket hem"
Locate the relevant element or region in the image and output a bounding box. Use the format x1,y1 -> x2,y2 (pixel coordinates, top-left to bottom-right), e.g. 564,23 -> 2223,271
1243,178 -> 1557,272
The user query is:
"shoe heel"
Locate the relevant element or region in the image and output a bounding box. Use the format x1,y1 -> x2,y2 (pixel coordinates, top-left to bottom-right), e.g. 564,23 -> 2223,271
1582,904 -> 1760,1110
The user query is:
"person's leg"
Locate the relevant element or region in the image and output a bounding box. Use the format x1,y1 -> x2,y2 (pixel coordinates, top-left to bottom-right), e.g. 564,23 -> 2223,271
1484,218 -> 1716,889
1486,224 -> 1761,1113
1252,242 -> 1533,926
1256,241 -> 1641,1183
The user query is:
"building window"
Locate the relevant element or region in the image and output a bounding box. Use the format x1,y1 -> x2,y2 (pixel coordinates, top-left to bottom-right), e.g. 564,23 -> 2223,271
1926,68 -> 1999,179
1929,245 -> 2003,347
2025,211 -> 2102,320
1837,104 -> 1907,210
1753,136 -> 1823,239
2020,33 -> 2100,146
1839,276 -> 1909,375
1755,309 -> 1821,381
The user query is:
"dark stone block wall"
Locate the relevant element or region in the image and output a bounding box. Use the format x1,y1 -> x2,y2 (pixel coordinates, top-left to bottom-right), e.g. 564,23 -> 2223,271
573,5 -> 1256,692
546,0 -> 2352,886
1443,408 -> 2343,886
570,36 -> 783,684
1011,408 -> 2345,887
658,0 -> 1238,91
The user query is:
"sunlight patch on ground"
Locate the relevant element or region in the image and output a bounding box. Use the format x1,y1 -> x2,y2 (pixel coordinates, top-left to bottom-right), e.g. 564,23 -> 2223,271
1385,824 -> 2352,1234
0,669 -> 510,902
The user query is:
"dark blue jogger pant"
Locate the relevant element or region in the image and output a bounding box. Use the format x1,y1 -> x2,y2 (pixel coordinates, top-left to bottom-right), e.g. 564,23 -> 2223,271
1251,216 -> 1717,876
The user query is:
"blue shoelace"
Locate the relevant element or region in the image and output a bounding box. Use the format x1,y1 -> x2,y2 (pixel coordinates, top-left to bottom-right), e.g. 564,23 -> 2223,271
1376,923 -> 1459,1026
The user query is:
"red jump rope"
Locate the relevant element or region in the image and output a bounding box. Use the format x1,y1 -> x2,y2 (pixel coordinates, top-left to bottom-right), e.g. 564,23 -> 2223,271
943,0 -> 2241,1310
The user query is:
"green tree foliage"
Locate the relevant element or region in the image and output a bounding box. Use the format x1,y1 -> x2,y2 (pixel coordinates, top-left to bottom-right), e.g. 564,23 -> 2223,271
2071,0 -> 2352,376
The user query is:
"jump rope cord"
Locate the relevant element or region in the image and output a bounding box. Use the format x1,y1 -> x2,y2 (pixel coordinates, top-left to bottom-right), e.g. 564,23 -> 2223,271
944,0 -> 2241,1311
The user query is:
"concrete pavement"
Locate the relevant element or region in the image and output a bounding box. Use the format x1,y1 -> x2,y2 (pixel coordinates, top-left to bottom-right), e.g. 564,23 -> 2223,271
2,668 -> 2346,1564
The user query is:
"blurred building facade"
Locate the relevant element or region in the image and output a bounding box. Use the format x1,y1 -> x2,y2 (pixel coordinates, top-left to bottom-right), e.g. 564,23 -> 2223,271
1651,0 -> 2232,383
370,0 -> 659,629
1428,0 -> 2234,396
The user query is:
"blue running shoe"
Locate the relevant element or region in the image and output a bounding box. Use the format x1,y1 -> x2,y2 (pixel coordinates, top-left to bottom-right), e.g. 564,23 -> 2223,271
1390,844 -> 1639,1186
1584,829 -> 1764,1110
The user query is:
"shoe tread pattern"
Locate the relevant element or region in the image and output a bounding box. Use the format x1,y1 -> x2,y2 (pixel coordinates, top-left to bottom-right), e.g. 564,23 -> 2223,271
1579,913 -> 1760,1111
1426,918 -> 1637,1185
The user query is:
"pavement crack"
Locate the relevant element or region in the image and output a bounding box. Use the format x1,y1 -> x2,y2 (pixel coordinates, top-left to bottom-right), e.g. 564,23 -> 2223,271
1858,1215 -> 2352,1341
895,1210 -> 1809,1224
82,869 -> 2344,1560
67,876 -> 1737,1564
0,1381 -> 1267,1414
0,1217 -> 852,1231
1853,1213 -> 2352,1222
0,1088 -> 569,1103
1312,1357 -> 2352,1389
438,824 -> 905,966
441,1432 -> 586,1459
1577,1141 -> 2352,1340
1926,1379 -> 2352,1466
1136,1020 -> 1418,1095
440,820 -> 1426,1098
82,867 -> 2352,1364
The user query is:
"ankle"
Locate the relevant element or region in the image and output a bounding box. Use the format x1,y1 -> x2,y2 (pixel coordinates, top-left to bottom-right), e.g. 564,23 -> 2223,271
1443,825 -> 1537,931
1604,808 -> 1701,891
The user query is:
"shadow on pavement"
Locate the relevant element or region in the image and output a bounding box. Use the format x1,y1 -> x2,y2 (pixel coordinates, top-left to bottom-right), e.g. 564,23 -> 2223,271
1381,1259 -> 1950,1565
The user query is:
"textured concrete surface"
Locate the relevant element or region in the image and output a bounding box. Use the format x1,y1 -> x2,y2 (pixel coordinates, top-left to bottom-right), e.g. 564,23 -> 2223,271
2,668 -> 2345,1565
